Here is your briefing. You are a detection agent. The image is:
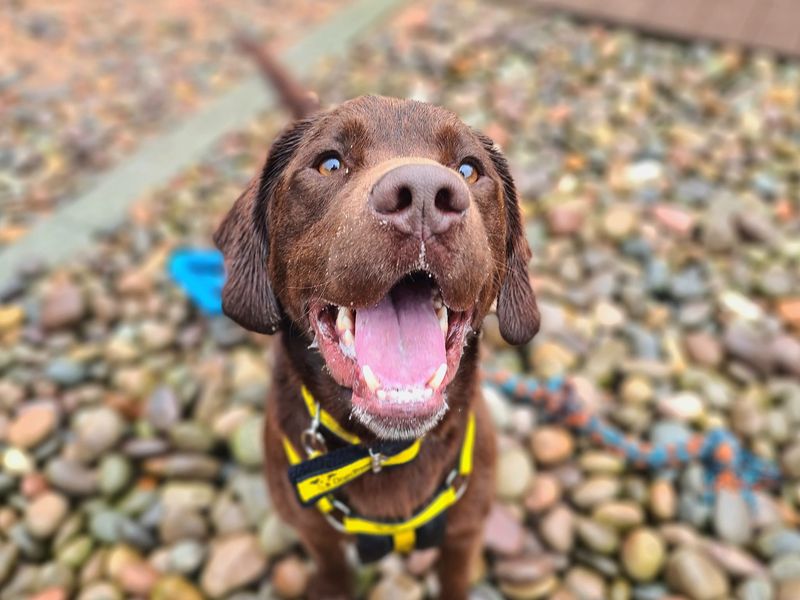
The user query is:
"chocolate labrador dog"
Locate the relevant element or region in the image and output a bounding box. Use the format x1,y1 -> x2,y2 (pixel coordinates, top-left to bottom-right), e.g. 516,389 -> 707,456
214,49 -> 540,599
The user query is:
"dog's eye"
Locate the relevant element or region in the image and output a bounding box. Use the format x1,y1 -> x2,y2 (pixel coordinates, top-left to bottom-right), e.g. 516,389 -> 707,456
318,156 -> 342,176
457,161 -> 479,184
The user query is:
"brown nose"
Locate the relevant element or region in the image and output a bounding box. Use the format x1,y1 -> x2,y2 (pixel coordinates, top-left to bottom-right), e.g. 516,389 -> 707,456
369,163 -> 470,240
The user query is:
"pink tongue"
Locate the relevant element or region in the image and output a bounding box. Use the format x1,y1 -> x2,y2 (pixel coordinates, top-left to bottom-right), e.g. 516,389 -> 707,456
354,283 -> 446,388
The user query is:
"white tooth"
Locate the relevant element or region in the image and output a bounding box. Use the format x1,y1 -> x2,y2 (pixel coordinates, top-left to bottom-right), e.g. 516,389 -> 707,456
427,363 -> 447,389
433,294 -> 443,310
341,329 -> 354,347
377,390 -> 387,400
437,307 -> 448,334
362,365 -> 380,392
336,307 -> 354,333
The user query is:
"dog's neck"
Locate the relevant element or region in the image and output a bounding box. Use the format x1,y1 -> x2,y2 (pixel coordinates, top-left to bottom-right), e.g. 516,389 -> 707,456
276,323 -> 482,445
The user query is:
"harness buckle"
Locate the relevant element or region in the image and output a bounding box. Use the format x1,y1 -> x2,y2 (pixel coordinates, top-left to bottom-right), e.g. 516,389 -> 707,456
302,403 -> 327,456
369,448 -> 387,473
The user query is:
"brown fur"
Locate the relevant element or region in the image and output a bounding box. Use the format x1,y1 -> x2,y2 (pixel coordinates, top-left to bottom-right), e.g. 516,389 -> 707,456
214,94 -> 539,598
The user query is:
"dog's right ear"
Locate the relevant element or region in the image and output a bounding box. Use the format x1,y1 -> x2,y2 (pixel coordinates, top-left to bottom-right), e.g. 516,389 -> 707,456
213,119 -> 313,334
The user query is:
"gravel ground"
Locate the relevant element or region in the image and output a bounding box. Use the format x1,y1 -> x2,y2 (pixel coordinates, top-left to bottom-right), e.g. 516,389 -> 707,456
0,0 -> 352,247
1,0 -> 800,599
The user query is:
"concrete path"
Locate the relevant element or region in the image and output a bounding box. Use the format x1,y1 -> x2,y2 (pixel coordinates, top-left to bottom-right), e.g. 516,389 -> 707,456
0,0 -> 406,287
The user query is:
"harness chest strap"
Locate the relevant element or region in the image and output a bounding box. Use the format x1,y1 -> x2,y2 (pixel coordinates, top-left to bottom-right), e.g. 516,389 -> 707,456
282,387 -> 476,560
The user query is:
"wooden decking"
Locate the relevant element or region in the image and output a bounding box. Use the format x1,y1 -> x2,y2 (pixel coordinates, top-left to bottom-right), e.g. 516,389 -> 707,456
527,0 -> 800,57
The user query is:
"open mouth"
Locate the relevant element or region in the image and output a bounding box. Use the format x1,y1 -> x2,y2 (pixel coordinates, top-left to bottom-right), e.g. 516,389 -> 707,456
308,272 -> 474,440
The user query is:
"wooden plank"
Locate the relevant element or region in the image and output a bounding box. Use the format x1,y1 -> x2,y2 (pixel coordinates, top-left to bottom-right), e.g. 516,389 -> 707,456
748,0 -> 800,54
525,0 -> 800,57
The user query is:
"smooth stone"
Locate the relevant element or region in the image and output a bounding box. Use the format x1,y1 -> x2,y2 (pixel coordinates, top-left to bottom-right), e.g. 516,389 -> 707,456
151,576 -> 204,600
592,501 -> 644,529
484,503 -> 525,556
159,508 -> 208,544
169,540 -> 206,574
144,454 -> 221,479
539,504 -> 574,553
25,491 -> 69,538
57,535 -> 94,568
622,528 -> 665,582
229,415 -> 265,468
496,444 -> 534,500
524,474 -> 561,514
76,582 -> 123,600
260,513 -> 298,558
649,479 -> 677,520
757,528 -> 800,559
200,533 -> 267,598
575,518 -> 618,554
499,575 -> 559,600
713,489 -> 753,545
271,555 -> 310,599
0,543 -> 18,588
564,566 -> 606,600
571,477 -> 621,509
495,556 -> 556,583
40,280 -> 85,330
74,407 -> 125,461
45,358 -> 87,386
98,454 -> 132,497
7,401 -> 59,449
46,458 -> 99,496
666,548 -> 730,600
770,554 -> 800,581
777,580 -> 800,600
701,540 -> 765,578
736,578 -> 773,600
530,426 -> 574,465
3,446 -> 34,474
369,572 -> 424,600
161,482 -> 216,512
145,387 -> 181,432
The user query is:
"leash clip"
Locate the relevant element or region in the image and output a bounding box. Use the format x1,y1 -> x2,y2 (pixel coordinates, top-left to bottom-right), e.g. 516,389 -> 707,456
369,448 -> 387,473
301,403 -> 327,456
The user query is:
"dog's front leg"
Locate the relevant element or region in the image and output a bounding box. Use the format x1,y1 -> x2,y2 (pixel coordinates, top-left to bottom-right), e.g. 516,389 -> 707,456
436,526 -> 484,600
296,526 -> 353,600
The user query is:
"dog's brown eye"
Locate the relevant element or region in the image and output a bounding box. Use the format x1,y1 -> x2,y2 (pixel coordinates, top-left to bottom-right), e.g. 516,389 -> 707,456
457,161 -> 479,184
318,156 -> 342,176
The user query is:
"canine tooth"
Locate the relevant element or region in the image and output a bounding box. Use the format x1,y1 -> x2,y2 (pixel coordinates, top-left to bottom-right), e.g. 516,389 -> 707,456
336,307 -> 354,333
341,329 -> 354,347
437,307 -> 448,334
427,363 -> 447,389
362,365 -> 380,392
432,293 -> 443,310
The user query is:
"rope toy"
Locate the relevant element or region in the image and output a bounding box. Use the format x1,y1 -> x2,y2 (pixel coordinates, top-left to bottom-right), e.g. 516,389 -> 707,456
167,248 -> 782,505
483,370 -> 781,505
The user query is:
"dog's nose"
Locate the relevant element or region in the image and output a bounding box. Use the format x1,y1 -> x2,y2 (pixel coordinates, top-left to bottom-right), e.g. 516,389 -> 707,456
369,163 -> 470,239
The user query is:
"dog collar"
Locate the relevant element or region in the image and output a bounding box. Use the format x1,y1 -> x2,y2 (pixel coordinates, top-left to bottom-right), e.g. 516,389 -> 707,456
282,385 -> 476,562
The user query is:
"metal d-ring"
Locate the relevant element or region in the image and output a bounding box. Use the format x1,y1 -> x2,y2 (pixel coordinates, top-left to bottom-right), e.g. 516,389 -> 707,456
301,403 -> 327,456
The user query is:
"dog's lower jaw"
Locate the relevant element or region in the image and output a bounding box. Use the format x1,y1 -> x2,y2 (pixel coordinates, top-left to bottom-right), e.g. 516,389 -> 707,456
350,393 -> 450,440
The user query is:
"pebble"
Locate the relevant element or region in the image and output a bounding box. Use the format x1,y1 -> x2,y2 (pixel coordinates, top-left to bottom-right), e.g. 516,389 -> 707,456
7,401 -> 59,449
271,555 -> 310,598
530,426 -> 574,465
540,504 -> 575,553
666,548 -> 730,600
1,3 -> 799,598
622,528 -> 665,582
200,533 -> 267,598
25,492 -> 69,538
496,444 -> 534,500
713,489 -> 753,545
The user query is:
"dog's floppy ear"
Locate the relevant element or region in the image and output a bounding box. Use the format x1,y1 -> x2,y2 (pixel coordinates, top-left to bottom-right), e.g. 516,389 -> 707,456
478,133 -> 540,345
213,119 -> 313,333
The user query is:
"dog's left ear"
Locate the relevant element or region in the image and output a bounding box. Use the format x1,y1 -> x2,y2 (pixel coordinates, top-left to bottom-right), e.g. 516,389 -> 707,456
478,133 -> 541,345
213,119 -> 313,334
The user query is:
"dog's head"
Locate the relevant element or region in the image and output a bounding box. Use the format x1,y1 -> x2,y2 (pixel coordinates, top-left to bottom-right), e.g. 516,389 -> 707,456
214,96 -> 539,439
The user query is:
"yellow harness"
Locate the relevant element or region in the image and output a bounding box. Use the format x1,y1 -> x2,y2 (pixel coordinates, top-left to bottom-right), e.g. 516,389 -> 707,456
282,386 -> 476,561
